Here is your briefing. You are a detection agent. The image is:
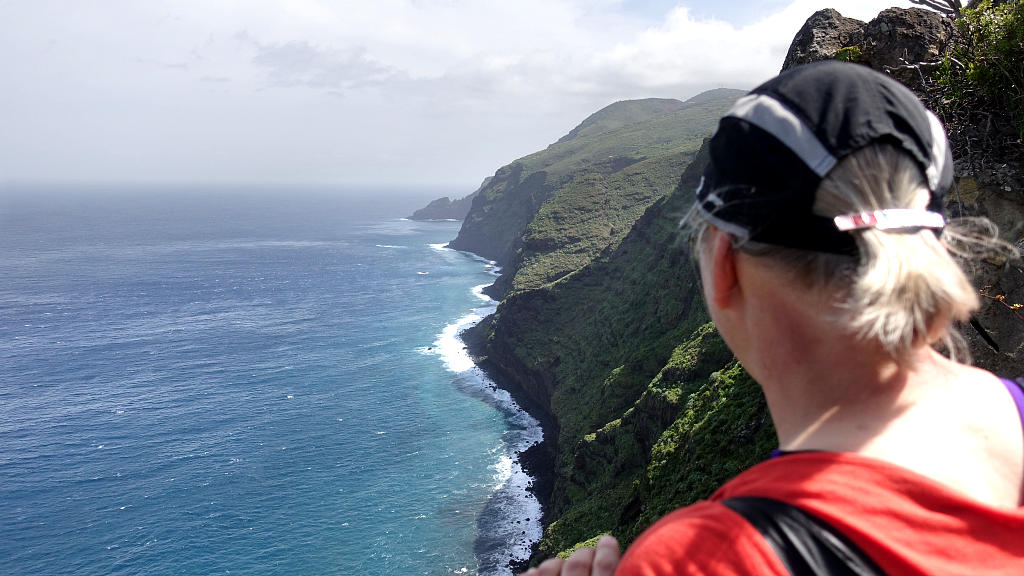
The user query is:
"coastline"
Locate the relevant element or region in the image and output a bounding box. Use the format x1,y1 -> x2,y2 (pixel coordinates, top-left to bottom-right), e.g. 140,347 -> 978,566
459,298 -> 558,574
475,357 -> 557,574
430,244 -> 552,575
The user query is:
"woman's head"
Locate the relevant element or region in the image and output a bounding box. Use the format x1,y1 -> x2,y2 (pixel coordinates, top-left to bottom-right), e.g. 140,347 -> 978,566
686,61 -> 981,363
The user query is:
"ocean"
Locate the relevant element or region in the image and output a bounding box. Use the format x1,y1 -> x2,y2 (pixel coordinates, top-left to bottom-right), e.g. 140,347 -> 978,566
0,186 -> 542,576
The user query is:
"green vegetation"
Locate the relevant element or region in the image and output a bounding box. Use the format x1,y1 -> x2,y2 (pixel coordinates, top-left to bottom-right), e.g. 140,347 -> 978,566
442,85 -> 774,565
932,0 -> 1024,154
554,99 -> 687,145
625,359 -> 776,541
448,92 -> 744,269
834,45 -> 862,63
514,150 -> 696,291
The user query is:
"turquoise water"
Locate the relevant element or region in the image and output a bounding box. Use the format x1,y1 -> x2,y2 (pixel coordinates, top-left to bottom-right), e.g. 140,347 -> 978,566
0,187 -> 541,575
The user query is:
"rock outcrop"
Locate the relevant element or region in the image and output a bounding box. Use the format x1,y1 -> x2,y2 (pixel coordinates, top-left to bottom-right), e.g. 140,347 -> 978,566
407,191 -> 479,220
859,8 -> 953,67
783,7 -> 953,90
781,8 -> 865,71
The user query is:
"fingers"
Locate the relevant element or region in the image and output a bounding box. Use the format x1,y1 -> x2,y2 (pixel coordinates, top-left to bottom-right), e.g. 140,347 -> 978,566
592,535 -> 621,576
561,547 -> 596,576
519,535 -> 621,576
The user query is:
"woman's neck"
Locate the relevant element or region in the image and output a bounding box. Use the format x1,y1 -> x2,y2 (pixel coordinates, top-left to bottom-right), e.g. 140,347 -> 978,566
758,338 -> 930,452
726,258 -> 942,451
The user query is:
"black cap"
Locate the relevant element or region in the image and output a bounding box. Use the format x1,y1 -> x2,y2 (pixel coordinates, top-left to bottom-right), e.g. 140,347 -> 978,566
694,60 -> 952,255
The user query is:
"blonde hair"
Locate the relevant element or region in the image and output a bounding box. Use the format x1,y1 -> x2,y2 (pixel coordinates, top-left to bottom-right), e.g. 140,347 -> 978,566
812,144 -> 978,361
690,143 -> 1014,364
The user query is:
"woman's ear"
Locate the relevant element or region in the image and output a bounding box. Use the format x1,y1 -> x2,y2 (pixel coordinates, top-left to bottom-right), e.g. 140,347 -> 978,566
708,228 -> 739,310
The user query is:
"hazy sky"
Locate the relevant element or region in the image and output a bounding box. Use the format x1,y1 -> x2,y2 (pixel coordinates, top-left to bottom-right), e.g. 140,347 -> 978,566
1,0 -> 917,192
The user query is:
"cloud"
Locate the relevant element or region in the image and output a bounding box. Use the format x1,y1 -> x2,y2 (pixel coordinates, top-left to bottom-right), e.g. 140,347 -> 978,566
227,0 -> 915,106
0,0 -> 917,187
578,0 -> 918,96
250,40 -> 400,91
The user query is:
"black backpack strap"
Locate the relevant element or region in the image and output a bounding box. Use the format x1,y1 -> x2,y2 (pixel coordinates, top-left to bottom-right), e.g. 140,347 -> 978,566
722,497 -> 886,576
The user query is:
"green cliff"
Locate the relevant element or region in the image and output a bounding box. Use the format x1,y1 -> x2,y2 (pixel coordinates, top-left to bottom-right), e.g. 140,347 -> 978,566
446,92 -> 744,279
482,143 -> 777,557
407,177 -> 490,221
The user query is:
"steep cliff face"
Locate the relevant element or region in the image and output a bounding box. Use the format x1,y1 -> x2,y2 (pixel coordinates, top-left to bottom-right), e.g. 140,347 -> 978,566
447,161 -> 550,265
485,147 -> 777,556
438,91 -> 754,560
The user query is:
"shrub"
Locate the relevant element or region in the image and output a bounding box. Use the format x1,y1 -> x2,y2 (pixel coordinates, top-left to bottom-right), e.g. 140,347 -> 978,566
834,46 -> 862,63
932,1 -> 1024,159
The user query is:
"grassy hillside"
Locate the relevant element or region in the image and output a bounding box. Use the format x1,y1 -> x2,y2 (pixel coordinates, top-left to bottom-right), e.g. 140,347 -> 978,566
447,91 -> 744,272
554,98 -> 686,144
511,149 -> 692,291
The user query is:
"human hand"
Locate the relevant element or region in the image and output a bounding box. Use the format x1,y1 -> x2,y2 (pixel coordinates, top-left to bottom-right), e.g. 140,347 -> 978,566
520,535 -> 620,576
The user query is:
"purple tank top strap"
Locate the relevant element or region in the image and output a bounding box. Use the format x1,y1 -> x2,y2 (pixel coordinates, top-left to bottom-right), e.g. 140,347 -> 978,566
1001,377 -> 1024,441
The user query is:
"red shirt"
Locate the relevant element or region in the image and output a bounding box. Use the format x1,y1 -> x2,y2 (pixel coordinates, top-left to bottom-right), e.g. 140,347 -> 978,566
616,452 -> 1024,575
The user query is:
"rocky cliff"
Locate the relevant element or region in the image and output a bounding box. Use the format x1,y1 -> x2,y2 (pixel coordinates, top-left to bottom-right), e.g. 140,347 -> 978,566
407,182 -> 485,221
427,3 -> 1023,567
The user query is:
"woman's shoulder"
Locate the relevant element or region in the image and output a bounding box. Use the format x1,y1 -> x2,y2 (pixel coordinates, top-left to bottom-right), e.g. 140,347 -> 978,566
616,500 -> 788,576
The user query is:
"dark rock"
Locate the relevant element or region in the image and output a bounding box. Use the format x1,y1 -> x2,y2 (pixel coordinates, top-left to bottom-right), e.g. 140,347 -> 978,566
949,174 -> 1024,373
781,9 -> 865,72
859,7 -> 953,86
782,7 -> 953,88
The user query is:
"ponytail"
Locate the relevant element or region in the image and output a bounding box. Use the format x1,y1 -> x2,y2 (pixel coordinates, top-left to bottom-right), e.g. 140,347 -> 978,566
814,144 -> 979,361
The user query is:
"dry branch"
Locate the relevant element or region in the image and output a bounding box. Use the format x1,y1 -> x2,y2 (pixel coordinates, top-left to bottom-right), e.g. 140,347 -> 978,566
910,0 -> 964,17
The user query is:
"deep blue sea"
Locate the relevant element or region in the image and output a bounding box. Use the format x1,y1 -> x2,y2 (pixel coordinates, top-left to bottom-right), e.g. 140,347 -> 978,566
0,186 -> 541,576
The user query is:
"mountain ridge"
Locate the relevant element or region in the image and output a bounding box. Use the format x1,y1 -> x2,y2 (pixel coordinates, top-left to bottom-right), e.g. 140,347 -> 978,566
446,89 -> 744,275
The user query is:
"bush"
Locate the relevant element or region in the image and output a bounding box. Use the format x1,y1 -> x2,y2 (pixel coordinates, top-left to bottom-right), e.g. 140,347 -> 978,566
834,46 -> 862,63
932,1 -> 1024,158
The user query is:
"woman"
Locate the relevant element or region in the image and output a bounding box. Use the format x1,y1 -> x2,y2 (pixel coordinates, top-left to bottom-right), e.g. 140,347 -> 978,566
522,61 -> 1023,575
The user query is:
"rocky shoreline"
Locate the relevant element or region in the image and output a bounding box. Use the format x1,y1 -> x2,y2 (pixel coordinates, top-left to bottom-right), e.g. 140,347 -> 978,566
461,313 -> 558,573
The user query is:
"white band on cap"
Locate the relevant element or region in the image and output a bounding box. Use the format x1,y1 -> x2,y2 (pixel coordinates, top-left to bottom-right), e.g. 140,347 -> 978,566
925,111 -> 950,193
726,93 -> 837,177
834,209 -> 945,231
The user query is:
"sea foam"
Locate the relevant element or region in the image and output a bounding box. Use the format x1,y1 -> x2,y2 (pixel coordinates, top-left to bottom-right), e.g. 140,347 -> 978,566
429,244 -> 543,575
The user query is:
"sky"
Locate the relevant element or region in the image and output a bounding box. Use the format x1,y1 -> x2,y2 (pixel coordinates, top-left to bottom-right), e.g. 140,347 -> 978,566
0,0 -> 919,193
